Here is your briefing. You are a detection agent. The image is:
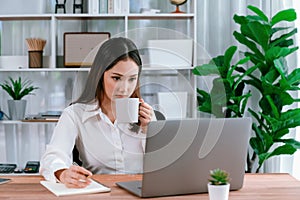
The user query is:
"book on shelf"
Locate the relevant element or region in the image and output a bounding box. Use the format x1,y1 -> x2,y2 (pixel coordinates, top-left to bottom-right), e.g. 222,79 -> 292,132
106,0 -> 129,14
40,111 -> 62,117
99,0 -> 108,13
88,0 -> 128,14
89,0 -> 99,14
22,111 -> 62,122
108,0 -> 113,13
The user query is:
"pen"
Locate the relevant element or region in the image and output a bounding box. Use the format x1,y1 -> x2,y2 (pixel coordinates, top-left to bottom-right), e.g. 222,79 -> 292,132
72,162 -> 91,182
72,162 -> 80,167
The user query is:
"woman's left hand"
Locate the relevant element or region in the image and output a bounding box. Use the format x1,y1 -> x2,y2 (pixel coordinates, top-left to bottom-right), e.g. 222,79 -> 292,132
138,99 -> 153,129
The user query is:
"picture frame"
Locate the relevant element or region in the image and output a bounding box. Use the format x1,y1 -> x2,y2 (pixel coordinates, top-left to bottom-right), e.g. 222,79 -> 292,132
64,32 -> 110,67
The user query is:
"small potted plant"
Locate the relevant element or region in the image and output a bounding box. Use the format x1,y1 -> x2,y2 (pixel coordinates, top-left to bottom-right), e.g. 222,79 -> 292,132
0,76 -> 38,120
208,168 -> 230,200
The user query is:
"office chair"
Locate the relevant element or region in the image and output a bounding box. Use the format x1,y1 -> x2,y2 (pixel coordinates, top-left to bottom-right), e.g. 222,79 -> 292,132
72,110 -> 166,166
55,0 -> 67,13
153,110 -> 166,120
72,145 -> 82,166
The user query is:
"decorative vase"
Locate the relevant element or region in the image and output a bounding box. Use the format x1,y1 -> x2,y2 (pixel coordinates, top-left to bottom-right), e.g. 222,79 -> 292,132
207,183 -> 230,200
7,99 -> 27,120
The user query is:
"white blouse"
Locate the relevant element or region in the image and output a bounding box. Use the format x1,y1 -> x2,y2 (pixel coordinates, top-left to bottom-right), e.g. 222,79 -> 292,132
40,102 -> 151,182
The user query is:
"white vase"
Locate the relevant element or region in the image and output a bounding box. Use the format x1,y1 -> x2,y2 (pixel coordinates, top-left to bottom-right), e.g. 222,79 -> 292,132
7,99 -> 27,120
208,183 -> 230,200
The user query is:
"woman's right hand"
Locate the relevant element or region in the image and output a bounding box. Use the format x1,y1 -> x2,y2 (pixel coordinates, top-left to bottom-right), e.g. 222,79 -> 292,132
55,165 -> 93,188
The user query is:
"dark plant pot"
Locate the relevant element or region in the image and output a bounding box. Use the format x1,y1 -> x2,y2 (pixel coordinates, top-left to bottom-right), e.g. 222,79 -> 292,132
8,100 -> 27,120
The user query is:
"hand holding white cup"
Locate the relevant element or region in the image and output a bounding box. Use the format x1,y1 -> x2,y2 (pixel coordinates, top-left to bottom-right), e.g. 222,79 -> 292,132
115,98 -> 140,123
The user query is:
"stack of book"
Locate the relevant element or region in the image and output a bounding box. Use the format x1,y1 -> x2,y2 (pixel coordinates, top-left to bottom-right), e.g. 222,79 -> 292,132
23,111 -> 62,122
89,0 -> 129,14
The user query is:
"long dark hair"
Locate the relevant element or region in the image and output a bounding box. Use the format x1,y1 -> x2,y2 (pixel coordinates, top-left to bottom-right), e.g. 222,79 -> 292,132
73,37 -> 142,105
72,37 -> 142,132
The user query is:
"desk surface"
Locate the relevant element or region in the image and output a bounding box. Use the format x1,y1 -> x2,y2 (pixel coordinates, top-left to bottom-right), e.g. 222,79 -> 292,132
0,173 -> 299,199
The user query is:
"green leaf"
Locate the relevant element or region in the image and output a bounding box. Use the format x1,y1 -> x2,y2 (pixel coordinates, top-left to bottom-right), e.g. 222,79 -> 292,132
244,79 -> 262,93
243,52 -> 260,65
233,64 -> 257,90
196,89 -> 212,113
241,21 -> 271,51
279,108 -> 300,129
274,129 -> 289,140
192,64 -> 219,76
236,56 -> 250,65
278,39 -> 294,48
252,123 -> 264,142
270,28 -> 297,48
262,109 -> 300,138
246,15 -> 269,23
240,92 -> 251,115
282,68 -> 300,87
210,55 -> 225,66
271,8 -> 296,26
210,78 -> 227,106
275,139 -> 300,149
250,137 -> 264,155
271,26 -> 291,35
258,144 -> 296,165
252,123 -> 273,151
233,31 -> 264,59
247,5 -> 269,22
264,68 -> 280,84
233,14 -> 248,25
224,46 -> 237,69
273,57 -> 288,79
266,47 -> 293,65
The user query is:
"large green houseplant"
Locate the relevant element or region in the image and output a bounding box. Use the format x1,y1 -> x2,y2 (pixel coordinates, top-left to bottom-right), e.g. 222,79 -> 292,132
193,5 -> 300,172
0,76 -> 38,120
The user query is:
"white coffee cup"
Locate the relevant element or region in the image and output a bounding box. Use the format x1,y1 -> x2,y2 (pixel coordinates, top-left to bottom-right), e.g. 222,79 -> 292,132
115,98 -> 140,123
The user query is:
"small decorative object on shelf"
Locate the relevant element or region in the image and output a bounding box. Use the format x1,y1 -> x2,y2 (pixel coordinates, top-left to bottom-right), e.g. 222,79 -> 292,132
73,0 -> 83,13
169,0 -> 187,13
0,77 -> 39,120
140,8 -> 161,14
26,38 -> 46,68
207,168 -> 231,200
55,0 -> 67,13
0,107 -> 10,120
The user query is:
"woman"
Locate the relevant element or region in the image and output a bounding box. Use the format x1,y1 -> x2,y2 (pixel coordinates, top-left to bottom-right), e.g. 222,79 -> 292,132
40,37 -> 154,188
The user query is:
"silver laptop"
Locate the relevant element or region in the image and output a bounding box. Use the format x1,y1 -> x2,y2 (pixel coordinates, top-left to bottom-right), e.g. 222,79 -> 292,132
116,118 -> 252,198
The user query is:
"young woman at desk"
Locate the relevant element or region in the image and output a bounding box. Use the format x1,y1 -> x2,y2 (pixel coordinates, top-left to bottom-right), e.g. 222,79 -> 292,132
40,37 -> 155,188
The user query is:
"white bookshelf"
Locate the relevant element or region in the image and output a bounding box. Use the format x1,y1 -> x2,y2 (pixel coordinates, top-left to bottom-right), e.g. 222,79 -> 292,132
0,0 -> 197,166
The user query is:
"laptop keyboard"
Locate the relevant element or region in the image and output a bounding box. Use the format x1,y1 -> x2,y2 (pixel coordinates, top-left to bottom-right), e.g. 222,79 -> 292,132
0,164 -> 17,173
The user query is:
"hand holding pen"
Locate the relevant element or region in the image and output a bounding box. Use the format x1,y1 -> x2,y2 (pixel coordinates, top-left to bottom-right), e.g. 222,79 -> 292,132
55,162 -> 93,188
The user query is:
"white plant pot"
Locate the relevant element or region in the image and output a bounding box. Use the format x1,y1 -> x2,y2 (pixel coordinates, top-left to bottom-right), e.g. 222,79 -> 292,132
208,183 -> 230,200
7,99 -> 27,120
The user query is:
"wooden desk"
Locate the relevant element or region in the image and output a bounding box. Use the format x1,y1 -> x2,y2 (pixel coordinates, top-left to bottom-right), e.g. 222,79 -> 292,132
0,174 -> 299,199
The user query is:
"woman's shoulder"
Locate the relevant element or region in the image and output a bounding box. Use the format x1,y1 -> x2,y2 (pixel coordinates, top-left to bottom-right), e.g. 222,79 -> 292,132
64,102 -> 98,114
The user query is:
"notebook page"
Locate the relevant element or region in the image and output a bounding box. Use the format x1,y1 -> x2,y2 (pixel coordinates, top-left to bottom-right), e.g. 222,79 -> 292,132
40,179 -> 111,196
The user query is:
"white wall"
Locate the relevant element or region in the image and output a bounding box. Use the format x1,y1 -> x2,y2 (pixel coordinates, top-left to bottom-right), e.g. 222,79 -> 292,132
0,0 -> 47,14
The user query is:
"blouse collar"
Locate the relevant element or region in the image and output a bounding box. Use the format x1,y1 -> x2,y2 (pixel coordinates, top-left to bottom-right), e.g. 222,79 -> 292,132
82,101 -> 100,123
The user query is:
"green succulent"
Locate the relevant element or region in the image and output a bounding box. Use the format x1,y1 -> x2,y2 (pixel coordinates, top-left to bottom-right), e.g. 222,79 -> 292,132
0,76 -> 39,100
208,168 -> 230,185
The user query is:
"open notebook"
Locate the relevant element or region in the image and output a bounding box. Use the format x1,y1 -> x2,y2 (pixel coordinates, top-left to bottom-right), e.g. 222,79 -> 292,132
40,179 -> 110,196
